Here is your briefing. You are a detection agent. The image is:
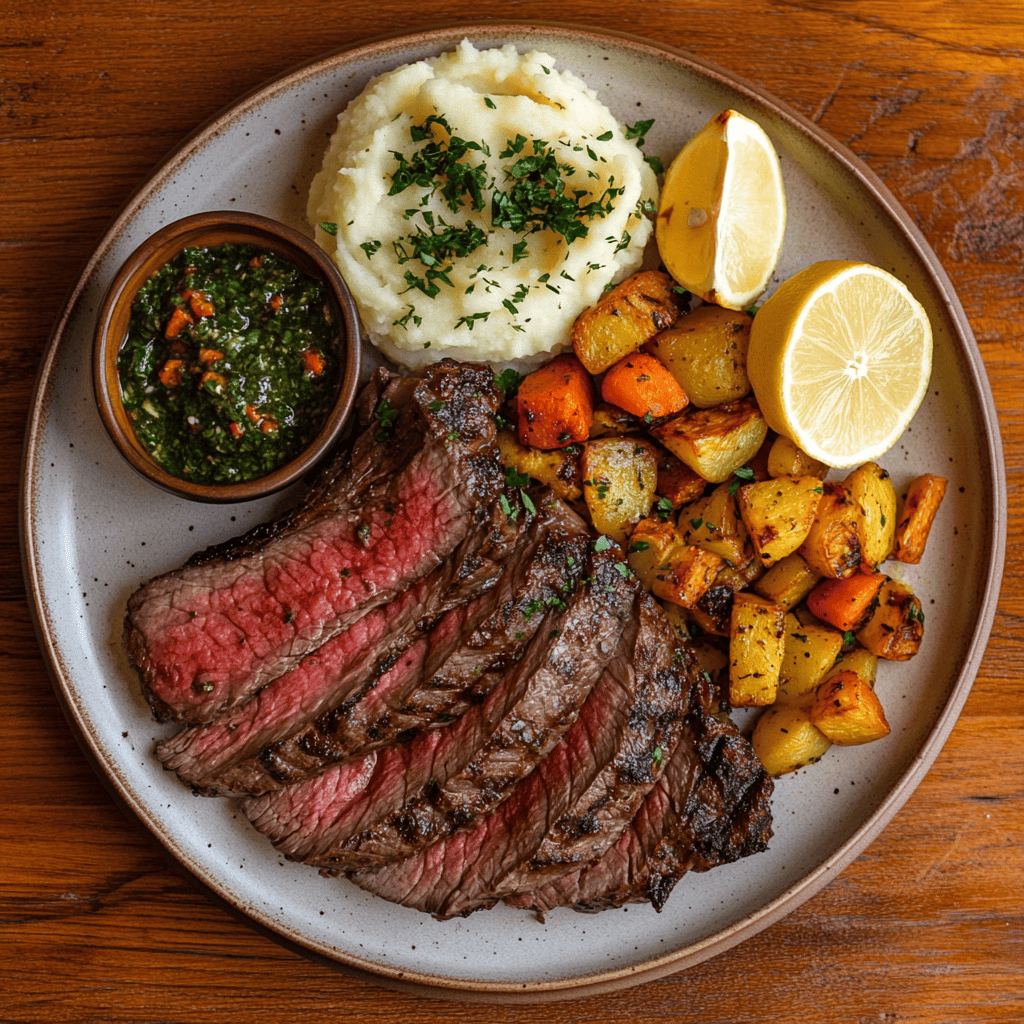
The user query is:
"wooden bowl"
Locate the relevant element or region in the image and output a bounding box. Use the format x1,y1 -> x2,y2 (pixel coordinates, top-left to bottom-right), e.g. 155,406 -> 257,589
93,211 -> 362,503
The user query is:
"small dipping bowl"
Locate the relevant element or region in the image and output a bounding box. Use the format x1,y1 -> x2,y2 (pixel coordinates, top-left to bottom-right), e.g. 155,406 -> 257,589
94,211 -> 362,502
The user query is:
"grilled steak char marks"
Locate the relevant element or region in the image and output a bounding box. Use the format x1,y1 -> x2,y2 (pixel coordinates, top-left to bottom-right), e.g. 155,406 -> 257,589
506,673 -> 773,917
348,607 -> 642,918
312,544 -> 635,874
125,361 -> 504,725
234,500 -> 591,796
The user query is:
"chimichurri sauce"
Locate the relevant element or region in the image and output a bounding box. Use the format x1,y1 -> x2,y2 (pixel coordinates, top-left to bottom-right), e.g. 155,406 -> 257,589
118,243 -> 339,485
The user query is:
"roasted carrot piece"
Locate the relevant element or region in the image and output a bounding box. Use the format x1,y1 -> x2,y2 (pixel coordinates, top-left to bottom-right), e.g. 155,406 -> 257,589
164,306 -> 193,339
805,571 -> 886,632
600,351 -> 688,420
516,353 -> 595,450
892,474 -> 948,563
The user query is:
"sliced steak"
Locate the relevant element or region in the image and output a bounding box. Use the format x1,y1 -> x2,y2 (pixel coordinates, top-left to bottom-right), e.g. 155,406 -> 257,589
311,545 -> 636,873
499,593 -> 698,896
506,673 -> 773,916
347,611 -> 640,919
234,499 -> 590,793
125,360 -> 505,724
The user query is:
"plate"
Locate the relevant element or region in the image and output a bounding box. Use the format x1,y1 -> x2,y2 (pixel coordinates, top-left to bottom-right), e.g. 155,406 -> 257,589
21,23 -> 1005,1002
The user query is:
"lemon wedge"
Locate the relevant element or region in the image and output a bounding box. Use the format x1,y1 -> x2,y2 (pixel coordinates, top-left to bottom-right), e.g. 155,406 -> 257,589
656,109 -> 786,310
747,260 -> 933,468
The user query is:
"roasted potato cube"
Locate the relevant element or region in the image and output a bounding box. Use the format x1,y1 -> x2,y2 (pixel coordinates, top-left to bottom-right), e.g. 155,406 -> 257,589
798,482 -> 863,578
844,462 -> 897,570
751,552 -> 821,610
766,436 -> 829,479
821,647 -> 878,688
572,271 -> 684,374
588,401 -> 641,438
712,556 -> 765,592
691,583 -> 736,635
855,578 -> 924,660
810,670 -> 890,745
581,438 -> 659,544
679,482 -> 752,567
655,453 -> 707,508
729,593 -> 785,707
644,304 -> 752,408
892,474 -> 948,563
627,517 -> 682,590
775,614 -> 845,705
752,703 -> 832,777
653,545 -> 725,609
652,397 -> 767,484
736,475 -> 824,567
496,429 -> 582,502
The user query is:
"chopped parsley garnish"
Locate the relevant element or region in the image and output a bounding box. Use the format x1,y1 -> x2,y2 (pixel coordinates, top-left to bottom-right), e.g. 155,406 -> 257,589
495,368 -> 526,396
594,535 -> 613,553
375,398 -> 399,442
655,497 -> 674,520
521,490 -> 537,515
318,221 -> 339,235
359,239 -> 382,259
504,465 -> 530,489
628,540 -> 650,553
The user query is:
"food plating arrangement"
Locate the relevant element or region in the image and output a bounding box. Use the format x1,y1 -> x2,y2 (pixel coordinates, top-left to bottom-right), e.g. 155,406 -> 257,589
110,39 -> 947,923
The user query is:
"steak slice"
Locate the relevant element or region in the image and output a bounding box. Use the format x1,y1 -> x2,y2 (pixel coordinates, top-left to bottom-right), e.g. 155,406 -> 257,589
156,498 -> 525,798
506,673 -> 773,916
233,499 -> 590,794
498,593 -> 698,896
310,544 -> 636,874
346,609 -> 641,919
125,360 -> 504,724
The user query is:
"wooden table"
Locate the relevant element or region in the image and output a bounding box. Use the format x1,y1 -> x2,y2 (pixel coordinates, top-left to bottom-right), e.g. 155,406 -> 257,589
4,2 -> 1022,1019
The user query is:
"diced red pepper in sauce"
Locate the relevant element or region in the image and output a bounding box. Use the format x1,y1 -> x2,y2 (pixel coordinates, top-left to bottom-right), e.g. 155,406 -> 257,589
228,421 -> 244,439
164,307 -> 193,339
269,294 -> 283,312
198,371 -> 227,390
184,289 -> 216,318
302,348 -> 325,376
198,348 -> 223,365
158,359 -> 184,388
245,404 -> 261,424
260,418 -> 279,434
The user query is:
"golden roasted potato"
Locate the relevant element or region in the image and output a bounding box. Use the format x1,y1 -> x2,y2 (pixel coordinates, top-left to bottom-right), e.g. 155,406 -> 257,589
679,482 -> 752,567
581,438 -> 659,544
712,556 -> 765,592
497,429 -> 582,501
844,462 -> 897,571
652,396 -> 767,483
751,552 -> 821,610
892,473 -> 948,564
855,577 -> 924,660
736,475 -> 824,567
798,482 -> 863,578
571,271 -> 684,374
655,458 -> 707,508
728,592 -> 785,707
766,436 -> 829,479
752,703 -> 832,777
809,670 -> 890,745
821,647 -> 878,689
655,545 -> 725,609
775,615 -> 845,705
588,402 -> 641,438
644,304 -> 752,408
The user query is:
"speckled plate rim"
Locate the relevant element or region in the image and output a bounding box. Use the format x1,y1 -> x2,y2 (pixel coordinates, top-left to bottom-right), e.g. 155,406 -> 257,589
20,20 -> 1006,1003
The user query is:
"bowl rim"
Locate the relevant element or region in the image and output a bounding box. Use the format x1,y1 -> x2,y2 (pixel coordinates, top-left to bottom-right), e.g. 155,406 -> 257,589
92,210 -> 362,503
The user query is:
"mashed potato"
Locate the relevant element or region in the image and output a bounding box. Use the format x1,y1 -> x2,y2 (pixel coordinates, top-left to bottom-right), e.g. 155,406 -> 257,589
308,39 -> 658,369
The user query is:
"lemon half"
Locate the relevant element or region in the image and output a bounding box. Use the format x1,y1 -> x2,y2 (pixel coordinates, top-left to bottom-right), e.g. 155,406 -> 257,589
656,109 -> 786,310
747,261 -> 933,468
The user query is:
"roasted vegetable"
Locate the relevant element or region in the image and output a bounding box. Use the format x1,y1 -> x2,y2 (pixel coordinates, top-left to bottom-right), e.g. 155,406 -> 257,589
627,517 -> 724,608
805,571 -> 886,632
496,429 -> 582,502
855,577 -> 924,660
516,353 -> 594,450
655,454 -> 707,508
581,438 -> 659,543
679,482 -> 752,567
600,351 -> 689,420
571,270 -> 684,374
809,670 -> 890,745
588,402 -> 641,438
728,592 -> 785,707
752,702 -> 832,777
820,647 -> 878,689
844,462 -> 897,570
751,552 -> 821,610
652,396 -> 767,483
644,304 -> 752,408
892,473 -> 948,563
766,436 -> 829,479
736,475 -> 824,567
775,615 -> 845,705
798,482 -> 863,578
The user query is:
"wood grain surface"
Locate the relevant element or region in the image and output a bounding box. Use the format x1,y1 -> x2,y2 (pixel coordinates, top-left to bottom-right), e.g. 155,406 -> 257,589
3,2 -> 1022,1020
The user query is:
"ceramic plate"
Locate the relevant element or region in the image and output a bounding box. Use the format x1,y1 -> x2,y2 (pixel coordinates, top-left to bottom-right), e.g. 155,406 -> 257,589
21,23 -> 1005,1002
